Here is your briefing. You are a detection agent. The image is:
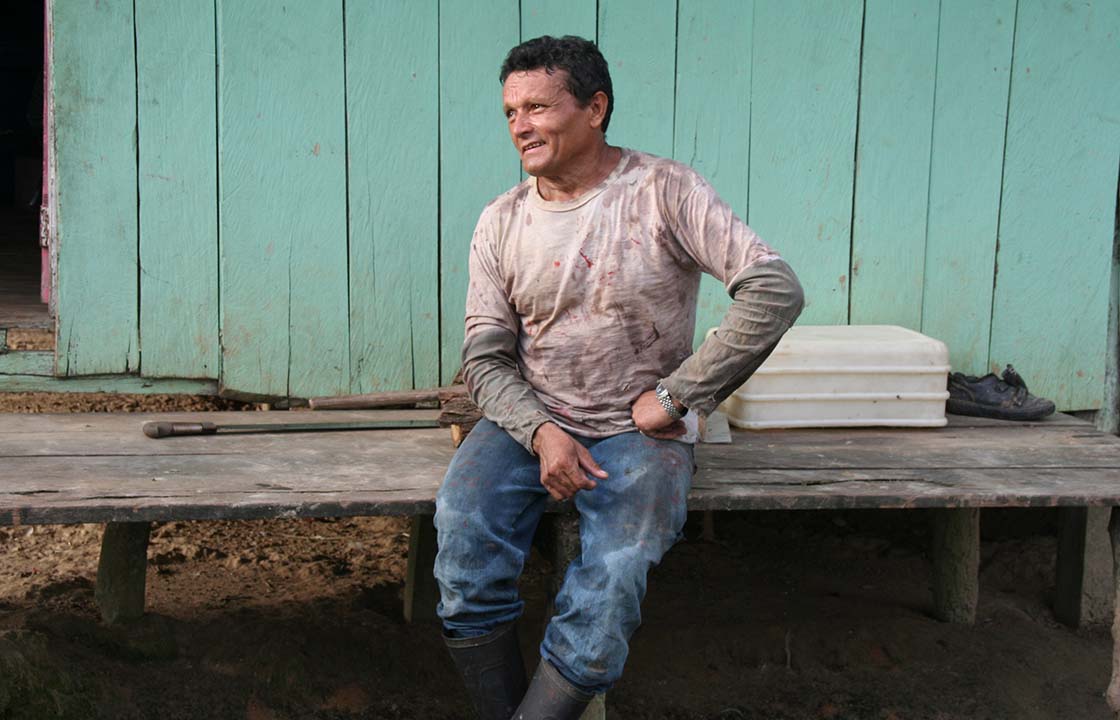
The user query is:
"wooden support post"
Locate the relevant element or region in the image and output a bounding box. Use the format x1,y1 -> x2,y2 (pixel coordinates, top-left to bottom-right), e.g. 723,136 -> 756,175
95,521 -> 151,624
930,508 -> 979,624
1055,507 -> 1114,627
546,513 -> 606,720
403,514 -> 441,624
701,510 -> 716,542
1106,508 -> 1120,713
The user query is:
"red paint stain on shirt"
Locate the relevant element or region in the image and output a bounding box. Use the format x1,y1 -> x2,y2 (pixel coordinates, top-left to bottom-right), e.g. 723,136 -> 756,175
554,260 -> 561,267
579,250 -> 593,268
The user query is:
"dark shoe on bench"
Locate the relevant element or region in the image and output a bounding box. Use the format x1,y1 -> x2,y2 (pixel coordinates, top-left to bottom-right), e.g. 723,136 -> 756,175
947,365 -> 1055,421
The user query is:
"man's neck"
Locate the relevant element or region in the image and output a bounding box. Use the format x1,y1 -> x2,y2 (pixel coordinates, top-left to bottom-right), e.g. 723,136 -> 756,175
536,144 -> 622,202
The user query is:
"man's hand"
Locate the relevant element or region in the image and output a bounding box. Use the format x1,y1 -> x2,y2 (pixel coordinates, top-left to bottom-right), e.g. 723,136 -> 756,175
631,390 -> 686,440
531,422 -> 608,501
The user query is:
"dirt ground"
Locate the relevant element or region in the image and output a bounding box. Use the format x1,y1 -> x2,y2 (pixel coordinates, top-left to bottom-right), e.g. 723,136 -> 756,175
0,392 -> 1115,720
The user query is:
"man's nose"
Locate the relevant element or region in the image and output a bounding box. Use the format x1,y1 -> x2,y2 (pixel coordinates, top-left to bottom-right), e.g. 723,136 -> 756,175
511,113 -> 531,136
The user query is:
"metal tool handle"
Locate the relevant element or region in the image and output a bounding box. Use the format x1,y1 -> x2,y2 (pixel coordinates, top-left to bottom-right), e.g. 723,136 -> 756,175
142,421 -> 219,438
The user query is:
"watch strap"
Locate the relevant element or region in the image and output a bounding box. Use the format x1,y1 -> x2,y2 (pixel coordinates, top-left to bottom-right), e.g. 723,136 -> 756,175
655,382 -> 685,421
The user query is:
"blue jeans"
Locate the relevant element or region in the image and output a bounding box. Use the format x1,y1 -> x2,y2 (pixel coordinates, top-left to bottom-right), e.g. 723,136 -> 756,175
433,418 -> 694,694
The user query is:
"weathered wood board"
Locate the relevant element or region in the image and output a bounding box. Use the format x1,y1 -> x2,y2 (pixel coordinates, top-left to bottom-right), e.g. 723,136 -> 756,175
4,412 -> 1119,526
51,0 -> 139,375
218,1 -> 350,398
849,0 -> 938,329
345,0 -> 439,394
988,0 -> 1120,410
0,351 -> 54,377
919,0 -> 1015,376
39,1 -> 1120,412
520,0 -> 596,41
673,0 -> 754,347
597,0 -> 677,159
135,2 -> 220,379
747,0 -> 862,326
438,0 -> 520,384
0,376 -> 217,395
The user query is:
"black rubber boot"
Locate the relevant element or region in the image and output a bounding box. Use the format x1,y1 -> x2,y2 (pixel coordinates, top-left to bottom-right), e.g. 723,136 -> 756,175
512,659 -> 593,720
443,622 -> 528,720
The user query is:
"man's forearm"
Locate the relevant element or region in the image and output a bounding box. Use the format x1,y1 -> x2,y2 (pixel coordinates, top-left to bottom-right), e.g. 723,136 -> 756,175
662,259 -> 804,415
461,326 -> 553,452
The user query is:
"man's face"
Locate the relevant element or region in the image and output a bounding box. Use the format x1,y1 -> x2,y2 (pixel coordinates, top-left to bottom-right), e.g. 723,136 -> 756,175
502,68 -> 604,177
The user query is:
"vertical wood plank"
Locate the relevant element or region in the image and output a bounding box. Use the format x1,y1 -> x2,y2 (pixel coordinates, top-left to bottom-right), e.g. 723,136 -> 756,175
218,1 -> 350,398
1106,509 -> 1120,711
673,0 -> 754,346
520,0 -> 596,41
1055,507 -> 1114,628
920,0 -> 1015,375
748,1 -> 862,326
989,0 -> 1120,410
597,0 -> 677,158
51,0 -> 139,375
931,507 -> 979,624
135,1 -> 219,379
439,0 -> 521,384
346,1 -> 439,393
848,0 -> 938,329
95,521 -> 151,625
403,514 -> 441,623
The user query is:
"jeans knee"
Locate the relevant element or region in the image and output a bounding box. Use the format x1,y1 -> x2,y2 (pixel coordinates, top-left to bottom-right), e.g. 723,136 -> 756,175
434,504 -> 526,618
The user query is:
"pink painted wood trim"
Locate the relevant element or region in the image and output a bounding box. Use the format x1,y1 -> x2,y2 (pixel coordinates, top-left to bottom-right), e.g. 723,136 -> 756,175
40,0 -> 51,306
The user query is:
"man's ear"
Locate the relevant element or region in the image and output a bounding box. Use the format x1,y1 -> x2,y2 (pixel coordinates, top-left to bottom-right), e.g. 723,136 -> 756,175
588,91 -> 609,130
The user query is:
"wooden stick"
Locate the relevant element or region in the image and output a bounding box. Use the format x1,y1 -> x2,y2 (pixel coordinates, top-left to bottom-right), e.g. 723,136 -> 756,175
308,385 -> 467,410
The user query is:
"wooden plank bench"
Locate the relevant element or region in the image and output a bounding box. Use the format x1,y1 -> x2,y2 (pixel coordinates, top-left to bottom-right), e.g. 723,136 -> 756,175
3,409 -> 1120,715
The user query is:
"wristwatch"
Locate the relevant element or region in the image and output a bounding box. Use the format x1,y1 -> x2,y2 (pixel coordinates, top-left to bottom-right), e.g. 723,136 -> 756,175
655,382 -> 686,421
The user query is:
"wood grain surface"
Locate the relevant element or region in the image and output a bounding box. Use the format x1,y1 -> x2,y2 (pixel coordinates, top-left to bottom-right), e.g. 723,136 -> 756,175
849,0 -> 938,329
437,0 -> 520,384
3,411 -> 1117,525
345,0 -> 440,395
51,0 -> 139,376
135,1 -> 220,380
747,0 -> 862,326
673,0 -> 754,347
987,0 -> 1120,409
218,1 -> 350,398
919,0 -> 1015,377
41,2 -> 1120,412
520,0 -> 596,42
597,0 -> 677,159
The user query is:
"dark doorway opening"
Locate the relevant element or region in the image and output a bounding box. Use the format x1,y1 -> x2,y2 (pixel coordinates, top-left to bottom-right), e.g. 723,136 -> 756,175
0,2 -> 47,330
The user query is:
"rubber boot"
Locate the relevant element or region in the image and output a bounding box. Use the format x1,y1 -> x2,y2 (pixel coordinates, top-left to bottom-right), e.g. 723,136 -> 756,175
443,622 -> 528,720
511,659 -> 593,720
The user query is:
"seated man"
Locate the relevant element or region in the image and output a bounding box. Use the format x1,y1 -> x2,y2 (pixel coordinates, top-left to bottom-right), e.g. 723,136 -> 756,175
434,35 -> 804,720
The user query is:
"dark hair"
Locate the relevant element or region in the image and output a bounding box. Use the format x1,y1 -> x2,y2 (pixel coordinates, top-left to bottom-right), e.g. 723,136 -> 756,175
499,35 -> 614,133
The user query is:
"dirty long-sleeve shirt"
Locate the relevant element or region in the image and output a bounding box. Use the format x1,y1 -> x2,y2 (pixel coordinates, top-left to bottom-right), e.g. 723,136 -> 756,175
461,148 -> 804,452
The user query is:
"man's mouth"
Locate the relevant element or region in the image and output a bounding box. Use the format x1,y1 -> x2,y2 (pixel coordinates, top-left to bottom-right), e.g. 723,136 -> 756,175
522,141 -> 545,154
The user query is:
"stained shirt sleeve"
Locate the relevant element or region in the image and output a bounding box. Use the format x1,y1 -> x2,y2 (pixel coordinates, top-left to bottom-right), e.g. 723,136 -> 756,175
660,174 -> 805,415
461,214 -> 553,452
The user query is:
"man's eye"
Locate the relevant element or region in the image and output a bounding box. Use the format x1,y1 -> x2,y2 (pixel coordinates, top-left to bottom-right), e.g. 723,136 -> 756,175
530,104 -> 544,111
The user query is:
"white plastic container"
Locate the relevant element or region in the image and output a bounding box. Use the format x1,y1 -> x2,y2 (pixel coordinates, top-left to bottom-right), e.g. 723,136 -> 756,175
716,325 -> 950,429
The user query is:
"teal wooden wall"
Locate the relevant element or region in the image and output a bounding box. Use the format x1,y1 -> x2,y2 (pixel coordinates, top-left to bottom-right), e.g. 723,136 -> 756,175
43,0 -> 1120,410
